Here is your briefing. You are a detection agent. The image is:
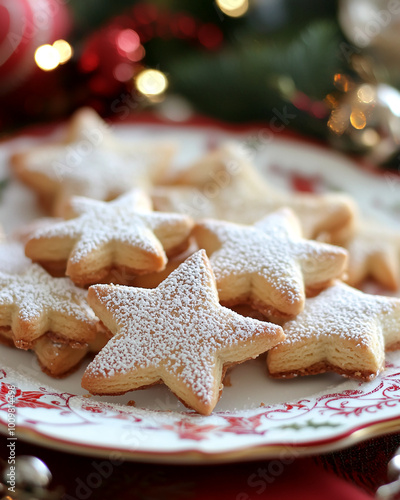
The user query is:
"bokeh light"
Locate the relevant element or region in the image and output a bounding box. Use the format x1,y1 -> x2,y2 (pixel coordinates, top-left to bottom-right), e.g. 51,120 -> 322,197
34,44 -> 60,71
53,39 -> 73,64
127,45 -> 146,62
359,128 -> 380,147
350,109 -> 367,129
135,69 -> 168,96
217,0 -> 249,18
328,107 -> 349,135
113,63 -> 134,82
35,40 -> 73,71
333,73 -> 350,92
357,84 -> 375,104
117,29 -> 140,54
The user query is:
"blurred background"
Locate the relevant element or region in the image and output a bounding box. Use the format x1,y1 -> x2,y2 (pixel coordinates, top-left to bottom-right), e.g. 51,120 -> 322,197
1,0 -> 400,166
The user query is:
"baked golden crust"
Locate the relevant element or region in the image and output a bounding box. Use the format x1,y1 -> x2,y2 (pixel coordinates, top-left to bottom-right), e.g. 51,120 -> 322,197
268,361 -> 380,381
24,190 -> 194,287
193,209 -> 348,318
267,281 -> 400,381
0,262 -> 98,349
0,327 -> 108,378
82,250 -> 285,415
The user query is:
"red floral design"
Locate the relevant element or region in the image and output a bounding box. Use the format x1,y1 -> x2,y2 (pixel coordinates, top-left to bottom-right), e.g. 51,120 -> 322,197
283,402 -> 310,411
2,368 -> 400,444
80,400 -> 143,422
162,419 -> 219,441
0,382 -> 70,411
268,164 -> 325,193
218,413 -> 265,435
290,173 -> 322,193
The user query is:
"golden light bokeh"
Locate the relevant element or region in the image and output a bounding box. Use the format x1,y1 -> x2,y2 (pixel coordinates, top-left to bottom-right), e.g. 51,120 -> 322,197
34,44 -> 60,71
359,128 -> 380,147
327,107 -> 349,135
350,109 -> 367,129
357,84 -> 375,104
325,93 -> 338,109
216,0 -> 249,18
135,69 -> 168,96
53,39 -> 73,64
333,73 -> 350,92
35,40 -> 73,71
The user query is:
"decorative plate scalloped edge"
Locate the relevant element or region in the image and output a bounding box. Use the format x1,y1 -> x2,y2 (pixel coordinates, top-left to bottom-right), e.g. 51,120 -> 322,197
2,359 -> 400,463
1,118 -> 400,463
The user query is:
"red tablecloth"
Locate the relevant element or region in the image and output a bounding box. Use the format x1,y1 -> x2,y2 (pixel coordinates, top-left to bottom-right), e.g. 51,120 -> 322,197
2,433 -> 399,499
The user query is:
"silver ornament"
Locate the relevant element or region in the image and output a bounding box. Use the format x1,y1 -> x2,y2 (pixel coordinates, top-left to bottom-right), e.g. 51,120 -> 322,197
1,455 -> 63,500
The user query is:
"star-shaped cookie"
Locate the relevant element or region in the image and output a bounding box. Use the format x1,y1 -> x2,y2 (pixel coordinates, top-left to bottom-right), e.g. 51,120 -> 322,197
344,219 -> 400,291
0,324 -> 108,378
163,141 -> 263,187
153,142 -> 356,241
11,107 -> 176,215
0,327 -> 89,377
267,281 -> 400,380
25,189 -> 194,286
0,263 -> 98,349
82,250 -> 285,415
193,209 -> 348,317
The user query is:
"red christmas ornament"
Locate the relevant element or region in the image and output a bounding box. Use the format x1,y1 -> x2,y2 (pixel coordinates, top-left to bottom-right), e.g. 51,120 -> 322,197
80,25 -> 144,98
0,0 -> 72,94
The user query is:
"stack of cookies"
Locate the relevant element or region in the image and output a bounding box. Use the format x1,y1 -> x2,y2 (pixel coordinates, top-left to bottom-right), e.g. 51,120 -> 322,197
1,107 -> 400,416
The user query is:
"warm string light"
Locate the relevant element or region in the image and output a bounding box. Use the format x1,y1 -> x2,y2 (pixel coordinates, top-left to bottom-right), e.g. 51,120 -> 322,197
350,109 -> 367,130
34,44 -> 59,71
327,74 -> 376,136
77,2 -> 225,103
34,39 -> 73,71
135,69 -> 168,98
53,39 -> 73,64
357,84 -> 375,104
216,0 -> 249,18
333,73 -> 351,92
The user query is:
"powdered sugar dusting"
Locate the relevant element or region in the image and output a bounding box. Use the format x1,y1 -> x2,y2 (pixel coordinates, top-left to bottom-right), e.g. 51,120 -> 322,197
195,210 -> 346,310
281,282 -> 400,347
87,251 -> 279,404
24,141 -> 174,201
29,190 -> 191,265
0,263 -> 96,338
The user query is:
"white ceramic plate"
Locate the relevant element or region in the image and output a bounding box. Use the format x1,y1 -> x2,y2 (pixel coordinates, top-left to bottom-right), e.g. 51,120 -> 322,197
1,119 -> 400,463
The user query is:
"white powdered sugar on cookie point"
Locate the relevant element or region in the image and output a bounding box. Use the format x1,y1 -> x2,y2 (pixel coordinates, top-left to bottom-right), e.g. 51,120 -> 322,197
268,281 -> 400,381
83,250 -> 284,415
193,209 -> 348,317
25,189 -> 194,286
0,263 -> 97,348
